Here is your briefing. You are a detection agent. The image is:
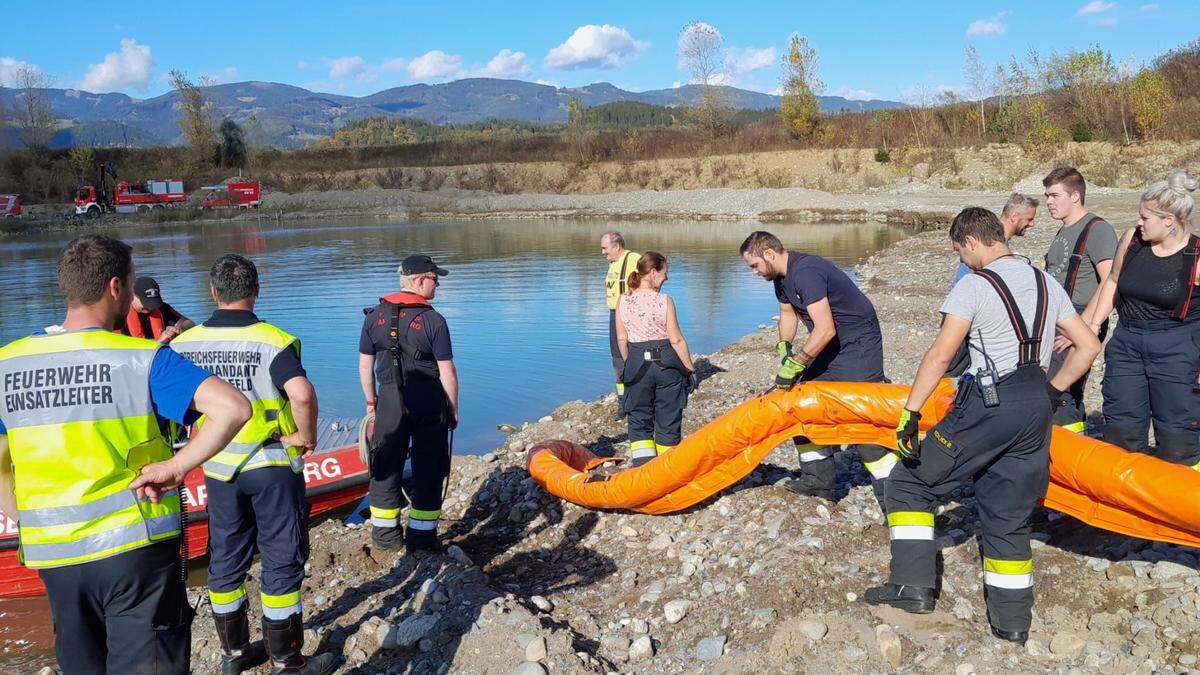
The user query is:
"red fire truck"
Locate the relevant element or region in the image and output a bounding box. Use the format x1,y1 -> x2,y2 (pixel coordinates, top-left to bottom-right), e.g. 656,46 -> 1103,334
75,179 -> 186,218
0,194 -> 20,218
200,181 -> 262,209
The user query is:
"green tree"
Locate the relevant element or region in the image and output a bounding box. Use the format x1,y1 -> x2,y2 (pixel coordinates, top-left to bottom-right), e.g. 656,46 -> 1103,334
779,34 -> 824,139
1127,68 -> 1171,139
169,69 -> 216,167
67,146 -> 95,183
1046,46 -> 1117,135
871,109 -> 894,151
216,119 -> 247,168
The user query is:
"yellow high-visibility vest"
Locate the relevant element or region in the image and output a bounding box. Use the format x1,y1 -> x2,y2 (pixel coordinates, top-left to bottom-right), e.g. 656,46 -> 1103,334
605,251 -> 641,310
0,330 -> 179,569
173,322 -> 302,481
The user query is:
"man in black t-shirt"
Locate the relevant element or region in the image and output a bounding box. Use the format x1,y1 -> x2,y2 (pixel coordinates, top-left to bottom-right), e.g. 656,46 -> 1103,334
741,231 -> 893,505
358,254 -> 459,551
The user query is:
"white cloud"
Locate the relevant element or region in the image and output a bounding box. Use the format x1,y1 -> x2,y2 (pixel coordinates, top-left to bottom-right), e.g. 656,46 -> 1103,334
830,85 -> 876,101
473,49 -> 532,78
966,11 -> 1009,36
729,46 -> 776,75
0,57 -> 42,87
1077,0 -> 1116,15
204,67 -> 240,84
328,56 -> 367,80
1139,2 -> 1159,10
380,58 -> 408,72
407,50 -> 464,80
296,60 -> 309,70
545,24 -> 648,70
82,38 -> 154,92
535,78 -> 559,88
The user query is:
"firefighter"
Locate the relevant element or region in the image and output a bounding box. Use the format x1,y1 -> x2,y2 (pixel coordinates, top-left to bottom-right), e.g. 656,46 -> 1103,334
740,230 -> 893,504
602,231 -> 641,409
1082,171 -> 1200,464
865,208 -> 1100,644
614,252 -> 698,466
359,254 -> 459,551
116,276 -> 195,342
0,235 -> 251,674
1041,166 -> 1119,433
173,254 -> 336,674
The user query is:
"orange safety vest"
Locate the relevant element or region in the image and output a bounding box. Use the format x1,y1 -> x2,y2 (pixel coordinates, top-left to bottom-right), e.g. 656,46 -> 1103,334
123,307 -> 166,339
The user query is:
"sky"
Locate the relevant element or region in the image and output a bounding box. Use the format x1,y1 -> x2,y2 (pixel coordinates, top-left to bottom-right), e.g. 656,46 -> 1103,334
0,1 -> 1197,102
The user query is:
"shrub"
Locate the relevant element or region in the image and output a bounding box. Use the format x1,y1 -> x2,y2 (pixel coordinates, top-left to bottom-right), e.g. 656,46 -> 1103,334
874,149 -> 891,163
1071,122 -> 1094,143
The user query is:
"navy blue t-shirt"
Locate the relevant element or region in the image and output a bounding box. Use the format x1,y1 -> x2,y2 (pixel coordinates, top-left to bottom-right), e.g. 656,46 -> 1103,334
358,295 -> 453,417
773,251 -> 878,329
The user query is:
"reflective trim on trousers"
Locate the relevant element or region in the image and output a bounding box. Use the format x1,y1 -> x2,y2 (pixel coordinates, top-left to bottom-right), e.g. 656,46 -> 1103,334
615,382 -> 625,395
260,590 -> 302,620
1192,460 -> 1200,473
887,511 -> 934,541
371,505 -> 400,529
797,443 -> 831,463
18,488 -> 141,527
407,517 -> 438,531
863,452 -> 898,479
630,439 -> 657,460
209,584 -> 248,615
654,443 -> 674,456
20,511 -> 181,566
1060,421 -> 1086,433
983,557 -> 1033,589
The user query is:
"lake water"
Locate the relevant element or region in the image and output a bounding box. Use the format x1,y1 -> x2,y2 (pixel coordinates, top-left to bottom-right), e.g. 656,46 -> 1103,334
0,217 -> 905,670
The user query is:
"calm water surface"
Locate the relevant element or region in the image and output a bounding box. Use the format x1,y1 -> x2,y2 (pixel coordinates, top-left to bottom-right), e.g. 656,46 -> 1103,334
0,217 -> 905,669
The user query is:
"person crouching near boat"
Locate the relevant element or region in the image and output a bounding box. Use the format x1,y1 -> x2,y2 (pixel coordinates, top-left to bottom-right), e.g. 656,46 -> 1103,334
615,252 -> 698,467
173,254 -> 335,675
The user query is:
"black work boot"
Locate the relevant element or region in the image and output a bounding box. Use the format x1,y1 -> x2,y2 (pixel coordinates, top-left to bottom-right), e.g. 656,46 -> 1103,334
864,583 -> 936,614
213,606 -> 268,675
264,614 -> 339,675
991,625 -> 1028,645
781,456 -> 837,501
406,526 -> 441,552
371,524 -> 405,551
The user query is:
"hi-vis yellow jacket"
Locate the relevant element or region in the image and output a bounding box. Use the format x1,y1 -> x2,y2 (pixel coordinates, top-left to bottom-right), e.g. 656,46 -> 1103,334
605,250 -> 641,310
0,330 -> 179,569
173,322 -> 302,481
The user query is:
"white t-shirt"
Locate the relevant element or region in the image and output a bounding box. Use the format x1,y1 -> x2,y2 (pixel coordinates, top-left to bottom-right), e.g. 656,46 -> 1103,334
942,257 -> 1076,377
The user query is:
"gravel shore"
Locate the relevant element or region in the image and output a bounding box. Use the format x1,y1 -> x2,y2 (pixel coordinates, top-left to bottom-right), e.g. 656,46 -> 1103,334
174,184 -> 1200,675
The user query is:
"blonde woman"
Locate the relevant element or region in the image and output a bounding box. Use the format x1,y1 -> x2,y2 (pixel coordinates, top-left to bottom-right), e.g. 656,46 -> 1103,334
615,252 -> 698,467
1082,171 -> 1200,466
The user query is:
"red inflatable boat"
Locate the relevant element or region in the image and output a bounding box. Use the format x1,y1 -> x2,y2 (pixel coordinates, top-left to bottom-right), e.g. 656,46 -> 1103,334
0,418 -> 368,599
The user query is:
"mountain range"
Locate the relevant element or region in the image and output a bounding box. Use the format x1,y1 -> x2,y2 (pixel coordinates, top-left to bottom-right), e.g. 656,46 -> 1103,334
0,78 -> 904,149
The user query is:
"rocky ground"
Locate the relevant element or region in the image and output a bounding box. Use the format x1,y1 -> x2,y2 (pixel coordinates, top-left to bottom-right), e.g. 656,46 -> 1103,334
177,190 -> 1200,675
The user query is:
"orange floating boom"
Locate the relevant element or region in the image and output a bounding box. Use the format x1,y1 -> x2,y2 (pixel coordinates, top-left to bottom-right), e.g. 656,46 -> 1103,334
526,381 -> 1200,548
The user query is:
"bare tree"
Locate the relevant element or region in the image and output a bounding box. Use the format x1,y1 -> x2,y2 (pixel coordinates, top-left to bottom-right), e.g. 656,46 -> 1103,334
13,65 -> 56,154
678,22 -> 730,138
963,47 -> 992,136
169,69 -> 216,167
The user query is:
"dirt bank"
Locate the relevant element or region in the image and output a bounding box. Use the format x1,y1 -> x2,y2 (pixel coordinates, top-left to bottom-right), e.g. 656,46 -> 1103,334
178,190 -> 1200,675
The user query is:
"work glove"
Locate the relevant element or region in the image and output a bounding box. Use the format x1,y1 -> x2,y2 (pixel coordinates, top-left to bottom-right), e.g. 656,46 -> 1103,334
1047,382 -> 1068,412
774,355 -> 806,389
687,372 -> 700,394
896,409 -> 922,459
776,340 -> 792,362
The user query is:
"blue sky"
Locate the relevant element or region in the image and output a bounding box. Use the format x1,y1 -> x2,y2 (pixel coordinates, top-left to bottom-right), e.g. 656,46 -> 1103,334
1,1 -> 1197,101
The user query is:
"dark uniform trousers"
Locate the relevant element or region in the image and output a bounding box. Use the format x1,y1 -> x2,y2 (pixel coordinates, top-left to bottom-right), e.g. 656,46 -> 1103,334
622,340 -> 688,462
1101,318 -> 1200,467
609,310 -> 624,393
207,467 -> 309,604
40,539 -> 192,674
369,412 -> 451,536
1046,304 -> 1108,432
793,316 -> 893,501
886,365 -> 1052,633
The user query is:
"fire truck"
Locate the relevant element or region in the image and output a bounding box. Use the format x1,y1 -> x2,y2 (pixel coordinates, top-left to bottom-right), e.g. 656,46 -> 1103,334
75,179 -> 186,218
0,194 -> 20,218
200,181 -> 262,209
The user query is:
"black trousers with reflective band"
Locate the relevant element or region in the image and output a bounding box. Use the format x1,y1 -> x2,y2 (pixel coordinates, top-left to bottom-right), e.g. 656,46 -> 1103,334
609,310 -> 623,383
369,412 -> 451,530
886,365 -> 1051,632
1101,318 -> 1200,466
1047,305 -> 1108,430
39,539 -> 193,675
622,342 -> 688,448
207,467 -> 309,600
793,316 -> 890,491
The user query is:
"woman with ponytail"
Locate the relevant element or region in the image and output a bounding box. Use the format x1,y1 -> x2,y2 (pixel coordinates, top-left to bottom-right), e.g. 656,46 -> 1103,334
615,252 -> 697,467
1083,171 -> 1200,467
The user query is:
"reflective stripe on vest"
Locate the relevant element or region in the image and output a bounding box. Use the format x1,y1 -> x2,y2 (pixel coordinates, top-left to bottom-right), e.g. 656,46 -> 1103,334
0,330 -> 179,569
172,322 -> 301,481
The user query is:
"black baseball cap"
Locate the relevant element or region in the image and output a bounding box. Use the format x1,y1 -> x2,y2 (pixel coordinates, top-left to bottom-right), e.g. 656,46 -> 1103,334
399,254 -> 449,277
133,277 -> 164,310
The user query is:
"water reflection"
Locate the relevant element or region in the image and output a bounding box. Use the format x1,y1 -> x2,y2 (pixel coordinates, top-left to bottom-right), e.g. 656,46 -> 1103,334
0,218 -> 905,453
